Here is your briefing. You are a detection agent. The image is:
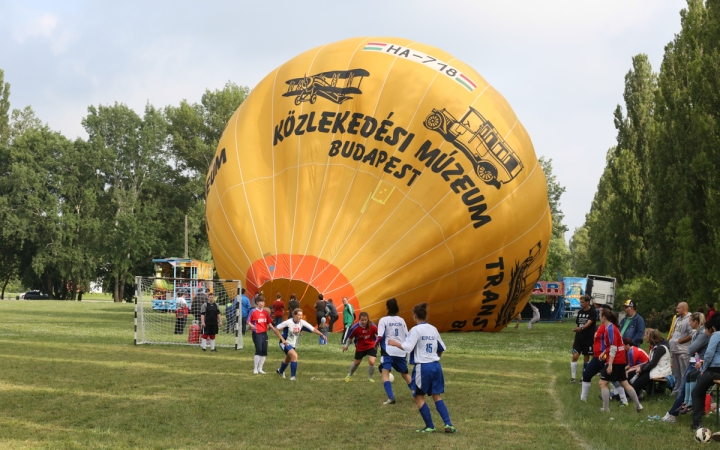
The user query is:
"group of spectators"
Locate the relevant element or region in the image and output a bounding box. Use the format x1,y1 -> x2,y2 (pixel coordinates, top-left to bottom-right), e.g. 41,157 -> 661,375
571,294 -> 720,433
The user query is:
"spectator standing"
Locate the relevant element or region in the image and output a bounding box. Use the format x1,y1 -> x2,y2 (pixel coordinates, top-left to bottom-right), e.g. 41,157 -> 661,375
707,302 -> 716,324
240,288 -> 251,336
342,296 -> 355,343
314,294 -> 327,327
326,298 -> 339,333
174,295 -> 188,335
318,318 -> 329,344
191,289 -> 207,325
272,293 -> 285,327
287,293 -> 300,320
619,300 -> 646,346
669,302 -> 693,395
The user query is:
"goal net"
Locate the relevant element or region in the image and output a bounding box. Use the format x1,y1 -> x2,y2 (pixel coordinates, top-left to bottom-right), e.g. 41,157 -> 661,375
135,276 -> 243,349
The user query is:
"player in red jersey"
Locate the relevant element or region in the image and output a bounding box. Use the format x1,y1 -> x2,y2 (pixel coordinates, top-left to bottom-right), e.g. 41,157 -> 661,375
580,316 -> 607,401
342,311 -> 378,382
247,296 -> 286,375
598,309 -> 643,413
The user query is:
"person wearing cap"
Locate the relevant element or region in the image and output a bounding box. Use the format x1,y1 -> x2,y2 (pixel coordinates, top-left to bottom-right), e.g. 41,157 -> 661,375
618,300 -> 645,347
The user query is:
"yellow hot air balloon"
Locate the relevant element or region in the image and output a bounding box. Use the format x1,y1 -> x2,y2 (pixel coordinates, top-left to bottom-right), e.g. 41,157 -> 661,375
205,37 -> 551,332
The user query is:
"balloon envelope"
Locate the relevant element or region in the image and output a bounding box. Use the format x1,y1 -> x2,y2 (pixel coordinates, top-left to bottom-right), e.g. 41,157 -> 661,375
205,37 -> 551,332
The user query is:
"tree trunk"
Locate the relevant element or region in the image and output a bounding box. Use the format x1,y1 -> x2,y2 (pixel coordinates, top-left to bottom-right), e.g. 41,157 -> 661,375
119,278 -> 126,303
114,273 -> 121,302
45,271 -> 53,299
69,280 -> 77,301
1,273 -> 9,300
77,290 -> 83,301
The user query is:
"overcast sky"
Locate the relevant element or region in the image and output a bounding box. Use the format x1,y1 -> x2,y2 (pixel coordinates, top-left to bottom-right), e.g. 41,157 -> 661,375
0,0 -> 688,237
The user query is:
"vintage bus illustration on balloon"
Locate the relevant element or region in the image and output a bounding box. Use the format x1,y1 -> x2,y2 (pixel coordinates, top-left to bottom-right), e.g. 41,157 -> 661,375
423,106 -> 524,189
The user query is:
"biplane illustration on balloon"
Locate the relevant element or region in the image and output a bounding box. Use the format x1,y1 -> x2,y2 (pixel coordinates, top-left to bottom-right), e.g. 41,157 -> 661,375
282,68 -> 370,105
423,106 -> 524,189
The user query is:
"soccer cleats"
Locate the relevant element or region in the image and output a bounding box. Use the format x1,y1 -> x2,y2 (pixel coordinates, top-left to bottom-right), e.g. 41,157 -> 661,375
368,378 -> 375,383
345,375 -> 352,382
444,425 -> 457,433
277,369 -> 286,379
416,427 -> 436,433
383,398 -> 396,405
290,376 -> 296,381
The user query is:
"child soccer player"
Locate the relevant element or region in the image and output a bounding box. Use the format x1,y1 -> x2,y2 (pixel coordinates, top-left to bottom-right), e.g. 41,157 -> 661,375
247,296 -> 285,374
276,308 -> 327,380
342,312 -> 378,382
376,298 -> 412,404
388,303 -> 457,434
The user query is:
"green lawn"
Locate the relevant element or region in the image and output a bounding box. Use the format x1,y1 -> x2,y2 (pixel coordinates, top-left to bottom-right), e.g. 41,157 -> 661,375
0,300 -> 707,449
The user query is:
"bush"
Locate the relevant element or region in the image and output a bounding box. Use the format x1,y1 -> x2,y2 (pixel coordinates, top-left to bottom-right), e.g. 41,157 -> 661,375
645,305 -> 676,333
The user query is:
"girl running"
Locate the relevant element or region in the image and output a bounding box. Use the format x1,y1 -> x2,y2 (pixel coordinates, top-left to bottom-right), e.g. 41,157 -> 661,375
580,308 -> 608,401
342,311 -> 378,382
247,296 -> 286,374
275,307 -> 327,380
376,298 -> 412,404
388,302 -> 456,433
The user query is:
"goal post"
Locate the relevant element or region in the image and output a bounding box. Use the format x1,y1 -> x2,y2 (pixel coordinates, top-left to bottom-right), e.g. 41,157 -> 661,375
135,276 -> 244,349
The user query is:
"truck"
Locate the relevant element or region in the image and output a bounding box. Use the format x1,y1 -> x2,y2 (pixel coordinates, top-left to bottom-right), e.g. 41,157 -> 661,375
586,275 -> 616,308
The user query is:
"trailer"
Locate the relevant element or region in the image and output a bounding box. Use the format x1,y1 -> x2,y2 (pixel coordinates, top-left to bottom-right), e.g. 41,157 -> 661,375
586,274 -> 616,308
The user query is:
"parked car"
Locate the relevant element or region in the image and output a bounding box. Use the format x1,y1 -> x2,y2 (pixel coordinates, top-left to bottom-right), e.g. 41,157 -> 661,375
22,290 -> 49,300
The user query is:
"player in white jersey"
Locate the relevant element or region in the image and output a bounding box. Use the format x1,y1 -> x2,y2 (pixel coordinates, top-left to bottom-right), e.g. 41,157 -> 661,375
275,307 -> 327,380
376,298 -> 412,405
388,302 -> 457,434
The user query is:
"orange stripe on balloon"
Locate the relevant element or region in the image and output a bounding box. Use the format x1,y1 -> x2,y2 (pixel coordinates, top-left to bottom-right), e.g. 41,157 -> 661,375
246,254 -> 359,332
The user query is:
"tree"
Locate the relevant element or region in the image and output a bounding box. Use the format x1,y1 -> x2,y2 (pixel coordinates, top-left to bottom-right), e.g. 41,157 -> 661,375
538,157 -> 571,280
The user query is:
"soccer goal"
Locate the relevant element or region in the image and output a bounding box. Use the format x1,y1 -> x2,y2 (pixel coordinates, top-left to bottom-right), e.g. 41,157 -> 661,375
134,276 -> 244,349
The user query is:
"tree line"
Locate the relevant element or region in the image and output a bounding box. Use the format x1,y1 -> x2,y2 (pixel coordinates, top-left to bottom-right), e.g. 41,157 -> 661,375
0,72 -> 572,303
569,0 -> 720,327
0,69 -> 249,301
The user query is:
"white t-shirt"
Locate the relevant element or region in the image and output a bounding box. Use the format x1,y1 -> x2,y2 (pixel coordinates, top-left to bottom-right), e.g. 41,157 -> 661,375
176,297 -> 187,308
377,316 -> 409,357
398,322 -> 446,365
276,318 -> 315,348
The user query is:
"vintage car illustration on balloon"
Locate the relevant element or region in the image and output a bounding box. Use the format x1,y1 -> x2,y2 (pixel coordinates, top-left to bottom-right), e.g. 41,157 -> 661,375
423,106 -> 523,189
283,69 -> 370,105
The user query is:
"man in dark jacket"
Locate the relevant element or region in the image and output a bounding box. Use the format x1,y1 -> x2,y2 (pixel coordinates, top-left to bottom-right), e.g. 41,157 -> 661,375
619,300 -> 645,346
326,298 -> 339,333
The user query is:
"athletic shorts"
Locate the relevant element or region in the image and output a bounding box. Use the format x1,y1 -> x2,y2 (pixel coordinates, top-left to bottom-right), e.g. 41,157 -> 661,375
600,363 -> 628,382
200,334 -> 216,340
278,342 -> 295,355
411,361 -> 444,396
252,332 -> 268,356
572,340 -> 593,356
354,348 -> 377,360
380,354 -> 409,374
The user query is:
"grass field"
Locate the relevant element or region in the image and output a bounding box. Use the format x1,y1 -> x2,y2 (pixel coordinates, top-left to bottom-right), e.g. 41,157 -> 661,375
0,300 -> 710,449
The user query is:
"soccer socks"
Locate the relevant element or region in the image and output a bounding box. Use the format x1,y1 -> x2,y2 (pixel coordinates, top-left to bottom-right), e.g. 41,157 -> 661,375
201,338 -> 207,350
613,383 -> 627,403
601,387 -> 610,411
349,363 -> 359,377
259,356 -> 267,371
279,361 -> 288,374
368,365 -> 375,379
290,362 -> 298,377
384,381 -> 394,400
210,339 -> 215,351
418,403 -> 434,429
435,400 -> 452,426
254,355 -> 260,372
571,362 -> 578,379
580,381 -> 591,401
625,386 -> 641,408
